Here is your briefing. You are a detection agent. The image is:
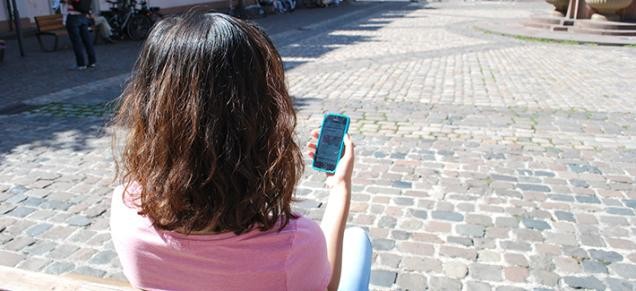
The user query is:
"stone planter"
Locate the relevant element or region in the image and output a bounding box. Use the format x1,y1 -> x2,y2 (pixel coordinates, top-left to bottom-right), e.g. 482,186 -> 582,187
587,0 -> 634,21
546,0 -> 569,16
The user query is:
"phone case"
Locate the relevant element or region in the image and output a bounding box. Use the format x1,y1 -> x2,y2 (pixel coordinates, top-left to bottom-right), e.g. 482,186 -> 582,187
312,113 -> 350,174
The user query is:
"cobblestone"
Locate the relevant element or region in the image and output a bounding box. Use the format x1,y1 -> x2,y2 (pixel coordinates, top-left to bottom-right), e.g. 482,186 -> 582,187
456,224 -> 485,238
521,218 -> 551,231
401,257 -> 442,273
44,261 -> 75,275
429,276 -> 462,291
581,259 -> 608,274
373,239 -> 395,251
25,223 -> 52,237
73,266 -> 107,278
554,211 -> 576,222
443,261 -> 468,279
590,249 -> 624,264
466,281 -> 491,291
16,257 -> 51,272
4,237 -> 36,252
609,263 -> 636,279
447,236 -> 473,247
395,273 -> 426,291
606,277 -> 635,291
469,263 -> 503,282
24,240 -> 57,256
1,0 -> 636,289
66,215 -> 92,227
370,270 -> 397,287
561,276 -> 605,291
8,207 -> 36,218
0,250 -> 25,267
431,210 -> 464,222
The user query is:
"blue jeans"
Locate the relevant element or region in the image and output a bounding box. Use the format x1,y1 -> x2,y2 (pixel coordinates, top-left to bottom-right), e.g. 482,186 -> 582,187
338,227 -> 372,291
66,14 -> 96,67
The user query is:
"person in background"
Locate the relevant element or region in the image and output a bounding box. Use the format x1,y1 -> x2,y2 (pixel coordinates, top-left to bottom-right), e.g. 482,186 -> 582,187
52,0 -> 61,12
90,14 -> 114,43
110,12 -> 372,291
62,0 -> 96,70
88,1 -> 115,44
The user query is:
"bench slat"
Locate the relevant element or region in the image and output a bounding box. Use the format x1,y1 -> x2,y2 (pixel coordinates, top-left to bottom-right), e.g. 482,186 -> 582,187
39,24 -> 66,32
35,15 -> 65,32
0,265 -> 134,291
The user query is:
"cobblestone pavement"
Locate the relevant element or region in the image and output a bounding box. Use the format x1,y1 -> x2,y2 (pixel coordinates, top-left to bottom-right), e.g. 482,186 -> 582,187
0,1 -> 384,108
2,0 -> 636,290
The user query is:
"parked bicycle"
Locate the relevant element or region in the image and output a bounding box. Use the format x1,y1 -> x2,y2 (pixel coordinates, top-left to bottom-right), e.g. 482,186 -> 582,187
259,0 -> 296,14
101,0 -> 162,41
302,0 -> 340,8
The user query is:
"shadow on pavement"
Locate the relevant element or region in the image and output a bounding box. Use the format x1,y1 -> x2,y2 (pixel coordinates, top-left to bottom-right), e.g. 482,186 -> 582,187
0,1 -> 419,163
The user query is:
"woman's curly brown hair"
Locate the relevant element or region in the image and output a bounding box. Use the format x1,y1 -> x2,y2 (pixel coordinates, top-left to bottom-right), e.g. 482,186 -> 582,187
113,12 -> 303,234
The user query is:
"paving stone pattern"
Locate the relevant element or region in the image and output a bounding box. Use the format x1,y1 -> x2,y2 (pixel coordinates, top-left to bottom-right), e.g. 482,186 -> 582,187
2,1 -> 636,290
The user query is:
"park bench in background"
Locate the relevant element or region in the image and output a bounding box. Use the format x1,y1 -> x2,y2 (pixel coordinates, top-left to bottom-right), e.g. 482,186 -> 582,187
34,14 -> 100,52
34,14 -> 67,52
0,265 -> 134,290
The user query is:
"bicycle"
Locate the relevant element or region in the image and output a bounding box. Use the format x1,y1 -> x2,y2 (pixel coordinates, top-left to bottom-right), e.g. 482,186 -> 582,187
102,0 -> 161,41
302,0 -> 324,8
258,0 -> 296,15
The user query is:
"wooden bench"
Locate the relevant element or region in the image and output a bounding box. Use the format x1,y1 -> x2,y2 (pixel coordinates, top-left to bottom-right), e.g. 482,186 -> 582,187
0,265 -> 135,290
34,14 -> 67,52
34,14 -> 100,52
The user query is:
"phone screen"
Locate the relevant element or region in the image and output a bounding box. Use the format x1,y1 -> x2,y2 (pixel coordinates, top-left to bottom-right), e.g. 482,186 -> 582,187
313,114 -> 349,173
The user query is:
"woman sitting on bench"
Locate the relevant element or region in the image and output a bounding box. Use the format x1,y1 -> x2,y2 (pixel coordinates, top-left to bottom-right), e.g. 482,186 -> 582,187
110,12 -> 372,291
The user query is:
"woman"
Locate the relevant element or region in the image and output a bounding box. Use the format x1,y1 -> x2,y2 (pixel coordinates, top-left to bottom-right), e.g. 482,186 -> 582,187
110,12 -> 371,291
63,0 -> 96,69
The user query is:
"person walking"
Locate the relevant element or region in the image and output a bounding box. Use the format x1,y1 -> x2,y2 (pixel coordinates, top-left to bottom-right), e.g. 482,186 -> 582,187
63,0 -> 96,70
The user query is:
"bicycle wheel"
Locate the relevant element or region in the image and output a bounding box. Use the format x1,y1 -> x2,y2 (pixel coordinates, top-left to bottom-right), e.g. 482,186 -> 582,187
106,15 -> 124,39
126,14 -> 153,41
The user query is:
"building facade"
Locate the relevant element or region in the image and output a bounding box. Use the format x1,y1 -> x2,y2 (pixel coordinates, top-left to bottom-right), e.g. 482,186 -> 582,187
1,0 -> 226,32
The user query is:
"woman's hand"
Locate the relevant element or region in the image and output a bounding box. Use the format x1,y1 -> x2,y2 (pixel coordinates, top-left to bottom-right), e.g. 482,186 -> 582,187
307,128 -> 355,188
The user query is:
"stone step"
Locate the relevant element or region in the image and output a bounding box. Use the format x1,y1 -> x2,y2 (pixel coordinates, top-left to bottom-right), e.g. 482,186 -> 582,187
571,27 -> 636,36
0,266 -> 134,291
576,19 -> 636,31
551,25 -> 569,32
528,15 -> 564,26
522,20 -> 554,30
523,16 -> 636,36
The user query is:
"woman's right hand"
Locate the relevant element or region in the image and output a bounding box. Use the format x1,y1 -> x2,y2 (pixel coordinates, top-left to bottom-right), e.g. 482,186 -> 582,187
307,129 -> 355,188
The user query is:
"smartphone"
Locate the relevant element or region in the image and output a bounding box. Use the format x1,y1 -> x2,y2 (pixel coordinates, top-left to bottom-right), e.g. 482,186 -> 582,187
312,113 -> 350,174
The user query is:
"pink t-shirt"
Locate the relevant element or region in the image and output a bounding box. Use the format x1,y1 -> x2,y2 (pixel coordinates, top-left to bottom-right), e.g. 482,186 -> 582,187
110,185 -> 331,291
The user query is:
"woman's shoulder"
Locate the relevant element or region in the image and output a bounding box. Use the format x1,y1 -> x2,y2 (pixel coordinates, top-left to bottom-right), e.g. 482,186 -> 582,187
111,183 -> 142,209
289,216 -> 324,239
110,183 -> 150,230
285,215 -> 326,253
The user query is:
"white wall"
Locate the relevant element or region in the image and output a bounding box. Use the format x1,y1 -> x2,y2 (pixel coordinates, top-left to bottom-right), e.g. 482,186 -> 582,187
1,0 -> 52,23
0,1 -> 7,21
24,0 -> 52,16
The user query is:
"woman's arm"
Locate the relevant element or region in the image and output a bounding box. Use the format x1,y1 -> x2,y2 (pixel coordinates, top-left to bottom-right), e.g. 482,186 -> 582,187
307,130 -> 355,291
